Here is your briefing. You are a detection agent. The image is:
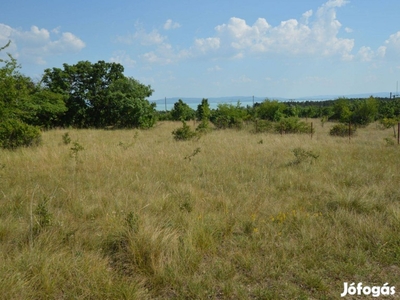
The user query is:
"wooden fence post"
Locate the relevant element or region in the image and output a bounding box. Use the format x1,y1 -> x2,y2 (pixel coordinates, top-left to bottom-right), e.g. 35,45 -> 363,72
398,123 -> 400,145
311,122 -> 313,139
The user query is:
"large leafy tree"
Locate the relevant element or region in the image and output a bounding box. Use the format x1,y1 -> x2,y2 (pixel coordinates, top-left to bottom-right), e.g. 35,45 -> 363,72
107,77 -> 156,128
42,60 -> 155,128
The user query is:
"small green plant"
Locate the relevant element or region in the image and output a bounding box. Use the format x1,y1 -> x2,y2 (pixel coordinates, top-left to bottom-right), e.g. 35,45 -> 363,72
62,132 -> 71,145
329,123 -> 356,137
184,147 -> 201,162
125,211 -> 139,233
383,137 -> 395,146
172,121 -> 198,141
118,131 -> 139,150
33,197 -> 52,235
288,147 -> 319,166
195,119 -> 211,134
258,139 -> 263,144
179,199 -> 193,213
70,141 -> 84,158
320,116 -> 328,127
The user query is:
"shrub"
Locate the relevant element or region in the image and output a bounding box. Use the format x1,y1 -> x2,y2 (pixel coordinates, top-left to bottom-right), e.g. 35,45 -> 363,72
274,117 -> 312,134
288,147 -> 319,166
252,119 -> 274,133
329,123 -> 356,137
211,103 -> 247,130
0,119 -> 42,149
172,121 -> 197,141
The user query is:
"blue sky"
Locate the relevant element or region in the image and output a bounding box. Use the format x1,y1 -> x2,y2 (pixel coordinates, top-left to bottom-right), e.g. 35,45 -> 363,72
1,0 -> 400,100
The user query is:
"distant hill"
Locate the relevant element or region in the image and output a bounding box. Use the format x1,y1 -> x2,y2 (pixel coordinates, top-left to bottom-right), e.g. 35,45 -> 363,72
151,92 -> 393,110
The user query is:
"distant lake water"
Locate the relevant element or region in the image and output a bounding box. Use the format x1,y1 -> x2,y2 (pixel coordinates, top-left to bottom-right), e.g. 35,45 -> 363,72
152,98 -> 257,111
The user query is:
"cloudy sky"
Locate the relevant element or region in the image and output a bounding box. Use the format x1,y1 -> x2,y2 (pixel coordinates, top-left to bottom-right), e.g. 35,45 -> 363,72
1,0 -> 400,100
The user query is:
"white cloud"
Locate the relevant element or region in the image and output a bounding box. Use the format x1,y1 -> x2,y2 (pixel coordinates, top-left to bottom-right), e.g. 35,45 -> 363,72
357,46 -> 374,62
193,37 -> 220,53
164,19 -> 181,30
384,31 -> 400,59
0,23 -> 85,64
110,51 -> 136,68
210,0 -> 354,60
133,0 -> 400,67
231,75 -> 252,83
117,23 -> 166,46
207,65 -> 222,72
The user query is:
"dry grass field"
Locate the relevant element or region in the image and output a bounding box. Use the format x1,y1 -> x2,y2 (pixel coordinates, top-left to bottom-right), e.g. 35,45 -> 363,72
1,120 -> 400,299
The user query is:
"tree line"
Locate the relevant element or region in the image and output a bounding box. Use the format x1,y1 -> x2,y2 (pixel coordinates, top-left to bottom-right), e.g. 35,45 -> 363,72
2,40 -> 400,149
0,41 -> 156,148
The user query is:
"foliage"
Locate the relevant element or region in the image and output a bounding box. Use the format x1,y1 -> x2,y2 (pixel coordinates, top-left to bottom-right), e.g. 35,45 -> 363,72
184,147 -> 201,162
62,132 -> 71,145
107,77 -> 156,129
20,89 -> 67,128
274,117 -> 312,134
287,147 -> 319,166
170,99 -> 195,121
329,123 -> 356,137
256,99 -> 286,121
252,119 -> 274,133
33,197 -> 52,235
350,96 -> 378,126
172,121 -> 198,141
0,119 -> 41,149
42,61 -> 155,128
331,98 -> 352,123
70,141 -> 84,158
196,98 -> 211,121
379,117 -> 398,137
211,102 -> 248,129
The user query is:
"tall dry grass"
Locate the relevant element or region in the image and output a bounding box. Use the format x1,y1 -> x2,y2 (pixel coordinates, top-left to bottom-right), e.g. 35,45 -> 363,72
1,120 -> 400,299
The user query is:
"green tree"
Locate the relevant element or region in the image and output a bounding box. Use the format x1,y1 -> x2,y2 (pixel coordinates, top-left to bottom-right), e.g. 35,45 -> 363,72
351,96 -> 378,126
42,60 -> 154,128
211,102 -> 248,129
256,100 -> 286,121
0,41 -> 42,149
196,98 -> 211,121
107,77 -> 156,128
331,98 -> 352,123
170,99 -> 195,121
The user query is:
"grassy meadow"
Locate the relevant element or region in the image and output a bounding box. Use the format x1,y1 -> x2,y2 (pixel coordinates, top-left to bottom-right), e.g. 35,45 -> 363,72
1,120 -> 400,299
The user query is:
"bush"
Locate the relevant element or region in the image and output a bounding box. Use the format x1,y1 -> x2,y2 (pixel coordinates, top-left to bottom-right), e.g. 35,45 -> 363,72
252,119 -> 274,133
274,117 -> 312,134
329,123 -> 356,137
0,119 -> 42,149
172,121 -> 197,141
211,103 -> 247,130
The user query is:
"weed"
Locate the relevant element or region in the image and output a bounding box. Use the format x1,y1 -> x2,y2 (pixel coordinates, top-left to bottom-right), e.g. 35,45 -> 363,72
330,123 -> 356,137
33,197 -> 52,235
287,147 -> 319,166
70,141 -> 84,158
125,211 -> 139,233
172,121 -> 198,141
62,132 -> 71,145
383,137 -> 395,146
179,198 -> 193,213
184,147 -> 201,162
118,131 -> 139,150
